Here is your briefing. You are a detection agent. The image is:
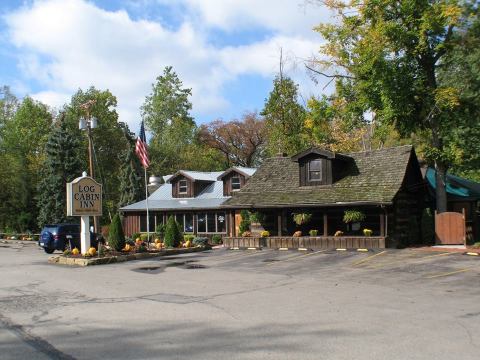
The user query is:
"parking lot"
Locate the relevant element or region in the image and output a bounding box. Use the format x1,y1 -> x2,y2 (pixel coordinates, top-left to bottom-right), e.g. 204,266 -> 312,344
1,242 -> 479,359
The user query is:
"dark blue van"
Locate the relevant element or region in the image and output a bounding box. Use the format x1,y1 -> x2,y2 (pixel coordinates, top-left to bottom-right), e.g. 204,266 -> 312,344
39,224 -> 97,254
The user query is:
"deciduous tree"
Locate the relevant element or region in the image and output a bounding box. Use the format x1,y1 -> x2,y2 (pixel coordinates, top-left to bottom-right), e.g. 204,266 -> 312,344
311,0 -> 471,212
198,112 -> 267,167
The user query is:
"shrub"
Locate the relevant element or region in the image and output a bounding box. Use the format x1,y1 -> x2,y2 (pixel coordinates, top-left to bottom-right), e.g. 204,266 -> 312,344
125,238 -> 135,246
363,228 -> 373,236
109,214 -> 126,251
293,231 -> 302,237
211,234 -> 222,244
309,229 -> 318,236
193,237 -> 208,246
184,234 -> 195,242
156,223 -> 166,238
473,242 -> 480,248
239,210 -> 251,234
242,231 -> 252,237
140,233 -> 149,242
260,230 -> 270,237
164,216 -> 182,248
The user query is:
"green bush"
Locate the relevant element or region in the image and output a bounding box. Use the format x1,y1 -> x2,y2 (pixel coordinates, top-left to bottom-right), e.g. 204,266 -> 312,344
239,210 -> 251,234
309,229 -> 318,236
211,234 -> 222,244
109,214 -> 126,251
156,223 -> 166,238
125,238 -> 135,246
131,232 -> 140,241
164,216 -> 182,248
184,234 -> 195,242
193,237 -> 208,246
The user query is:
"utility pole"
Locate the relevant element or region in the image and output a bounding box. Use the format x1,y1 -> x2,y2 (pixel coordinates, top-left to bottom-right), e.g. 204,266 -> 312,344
79,99 -> 99,234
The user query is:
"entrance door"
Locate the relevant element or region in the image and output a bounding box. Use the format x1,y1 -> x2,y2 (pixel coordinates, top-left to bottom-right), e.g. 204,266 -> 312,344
435,210 -> 466,245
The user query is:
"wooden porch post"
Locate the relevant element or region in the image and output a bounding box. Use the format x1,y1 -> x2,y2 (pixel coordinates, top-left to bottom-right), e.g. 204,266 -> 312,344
323,213 -> 328,236
380,211 -> 385,237
277,212 -> 282,236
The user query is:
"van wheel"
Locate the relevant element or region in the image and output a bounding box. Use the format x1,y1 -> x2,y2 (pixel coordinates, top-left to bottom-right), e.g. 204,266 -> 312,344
44,248 -> 55,254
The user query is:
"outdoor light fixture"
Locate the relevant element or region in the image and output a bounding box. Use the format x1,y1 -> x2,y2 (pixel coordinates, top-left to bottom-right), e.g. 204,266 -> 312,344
79,116 -> 98,130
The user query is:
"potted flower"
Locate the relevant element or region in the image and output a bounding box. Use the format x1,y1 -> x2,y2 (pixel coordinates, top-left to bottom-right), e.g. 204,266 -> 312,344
292,213 -> 312,226
343,209 -> 366,234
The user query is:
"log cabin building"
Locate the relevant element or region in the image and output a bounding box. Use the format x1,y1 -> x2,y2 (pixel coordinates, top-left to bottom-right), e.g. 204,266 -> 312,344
120,145 -> 431,247
120,168 -> 256,236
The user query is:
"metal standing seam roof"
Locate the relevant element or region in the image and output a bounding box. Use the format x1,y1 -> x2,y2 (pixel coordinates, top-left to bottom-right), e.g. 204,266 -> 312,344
120,179 -> 229,211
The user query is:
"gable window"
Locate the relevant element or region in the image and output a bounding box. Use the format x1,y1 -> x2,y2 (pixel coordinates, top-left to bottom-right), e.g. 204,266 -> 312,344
231,176 -> 241,191
178,180 -> 188,194
308,160 -> 322,181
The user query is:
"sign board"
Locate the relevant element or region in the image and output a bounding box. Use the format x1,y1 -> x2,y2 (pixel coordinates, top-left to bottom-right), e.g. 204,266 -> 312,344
67,175 -> 103,216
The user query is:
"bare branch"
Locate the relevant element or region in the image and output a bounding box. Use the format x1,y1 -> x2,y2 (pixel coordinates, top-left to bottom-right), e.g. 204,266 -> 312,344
305,64 -> 355,79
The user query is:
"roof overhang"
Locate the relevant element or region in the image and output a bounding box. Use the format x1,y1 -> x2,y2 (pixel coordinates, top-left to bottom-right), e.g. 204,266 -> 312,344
291,147 -> 352,162
217,167 -> 252,180
167,170 -> 214,183
221,201 -> 392,209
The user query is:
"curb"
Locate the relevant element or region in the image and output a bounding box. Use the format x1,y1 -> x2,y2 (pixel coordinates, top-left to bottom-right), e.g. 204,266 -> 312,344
465,252 -> 480,256
48,246 -> 206,267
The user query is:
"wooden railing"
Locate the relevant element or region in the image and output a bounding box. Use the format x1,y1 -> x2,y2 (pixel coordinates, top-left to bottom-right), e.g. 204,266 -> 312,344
224,236 -> 386,249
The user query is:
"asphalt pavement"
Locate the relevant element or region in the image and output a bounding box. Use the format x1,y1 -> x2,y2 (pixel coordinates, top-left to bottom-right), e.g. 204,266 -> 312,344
1,242 -> 479,360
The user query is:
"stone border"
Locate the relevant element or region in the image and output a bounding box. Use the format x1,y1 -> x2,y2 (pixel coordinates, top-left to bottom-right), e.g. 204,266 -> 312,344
48,246 -> 206,267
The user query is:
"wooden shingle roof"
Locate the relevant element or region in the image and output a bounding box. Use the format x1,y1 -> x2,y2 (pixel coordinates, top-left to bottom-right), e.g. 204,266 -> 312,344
222,145 -> 416,208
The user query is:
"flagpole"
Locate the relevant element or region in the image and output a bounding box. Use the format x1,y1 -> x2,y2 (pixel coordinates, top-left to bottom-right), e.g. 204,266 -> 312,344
144,167 -> 150,247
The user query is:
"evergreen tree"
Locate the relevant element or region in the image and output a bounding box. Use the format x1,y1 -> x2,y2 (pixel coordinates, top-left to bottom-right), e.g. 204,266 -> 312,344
118,129 -> 144,208
261,75 -> 307,156
37,116 -> 82,227
108,213 -> 125,251
164,216 -> 181,248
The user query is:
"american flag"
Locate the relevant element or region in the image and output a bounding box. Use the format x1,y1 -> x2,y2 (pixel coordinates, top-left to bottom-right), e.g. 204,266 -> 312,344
135,121 -> 150,168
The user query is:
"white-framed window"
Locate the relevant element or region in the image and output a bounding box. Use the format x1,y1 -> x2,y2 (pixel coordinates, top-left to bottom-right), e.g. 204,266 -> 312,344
231,176 -> 241,191
196,212 -> 227,233
178,179 -> 188,194
174,213 -> 194,233
308,159 -> 322,182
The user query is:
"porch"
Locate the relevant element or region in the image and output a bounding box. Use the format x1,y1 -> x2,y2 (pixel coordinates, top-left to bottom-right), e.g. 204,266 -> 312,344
223,235 -> 386,249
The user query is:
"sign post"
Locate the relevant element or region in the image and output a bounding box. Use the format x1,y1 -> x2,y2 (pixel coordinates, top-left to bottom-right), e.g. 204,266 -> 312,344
67,172 -> 103,254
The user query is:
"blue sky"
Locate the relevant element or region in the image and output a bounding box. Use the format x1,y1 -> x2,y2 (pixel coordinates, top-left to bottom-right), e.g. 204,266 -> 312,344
0,0 -> 330,129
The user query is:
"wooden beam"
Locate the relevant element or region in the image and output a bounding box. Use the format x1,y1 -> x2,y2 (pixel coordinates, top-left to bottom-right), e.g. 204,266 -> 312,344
323,213 -> 328,236
277,212 -> 282,236
380,212 -> 385,237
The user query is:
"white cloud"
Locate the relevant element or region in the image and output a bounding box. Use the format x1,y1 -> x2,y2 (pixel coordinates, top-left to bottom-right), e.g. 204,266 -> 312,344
4,0 -> 328,128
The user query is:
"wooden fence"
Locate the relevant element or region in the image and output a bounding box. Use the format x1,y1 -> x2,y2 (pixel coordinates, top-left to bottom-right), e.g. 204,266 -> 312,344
435,210 -> 466,245
224,236 -> 386,249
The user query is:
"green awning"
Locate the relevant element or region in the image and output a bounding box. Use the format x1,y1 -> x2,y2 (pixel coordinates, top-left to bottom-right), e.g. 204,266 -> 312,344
426,168 -> 480,199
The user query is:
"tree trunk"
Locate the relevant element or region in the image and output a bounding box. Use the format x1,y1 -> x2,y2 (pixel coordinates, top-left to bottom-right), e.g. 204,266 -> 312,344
434,160 -> 448,213
431,124 -> 448,213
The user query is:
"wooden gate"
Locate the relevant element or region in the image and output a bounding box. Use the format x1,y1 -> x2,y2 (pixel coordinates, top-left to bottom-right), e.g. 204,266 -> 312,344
435,210 -> 466,245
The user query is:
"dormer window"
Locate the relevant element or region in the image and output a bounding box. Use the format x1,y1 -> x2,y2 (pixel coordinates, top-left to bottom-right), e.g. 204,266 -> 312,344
231,176 -> 241,191
308,160 -> 322,182
178,180 -> 188,194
